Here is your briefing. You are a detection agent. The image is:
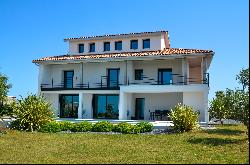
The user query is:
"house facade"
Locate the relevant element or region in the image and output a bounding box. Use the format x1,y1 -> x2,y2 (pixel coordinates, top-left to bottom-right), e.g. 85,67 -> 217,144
32,31 -> 214,123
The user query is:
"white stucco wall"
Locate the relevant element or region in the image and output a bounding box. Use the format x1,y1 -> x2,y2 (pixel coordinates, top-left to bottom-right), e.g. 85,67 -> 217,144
182,92 -> 206,122
39,59 -> 186,89
68,35 -> 164,55
50,64 -> 82,86
132,59 -> 183,84
42,93 -> 59,117
130,93 -> 183,120
82,93 -> 93,118
83,61 -> 127,87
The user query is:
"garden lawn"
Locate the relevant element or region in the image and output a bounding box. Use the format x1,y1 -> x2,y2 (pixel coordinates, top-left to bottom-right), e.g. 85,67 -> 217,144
0,124 -> 248,164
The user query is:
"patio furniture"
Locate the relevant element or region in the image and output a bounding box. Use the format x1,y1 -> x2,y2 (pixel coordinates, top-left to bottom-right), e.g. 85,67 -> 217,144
161,110 -> 170,120
154,110 -> 162,120
149,110 -> 171,121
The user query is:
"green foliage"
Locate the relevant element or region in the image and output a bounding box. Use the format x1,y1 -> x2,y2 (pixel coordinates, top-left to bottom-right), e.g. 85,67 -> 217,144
236,68 -> 249,91
113,122 -> 132,134
230,90 -> 249,132
70,122 -> 92,132
209,88 -> 249,131
209,90 -> 232,124
59,121 -> 74,131
39,121 -> 61,133
170,103 -> 199,132
0,104 -> 14,117
12,94 -> 54,132
0,73 -> 12,106
113,122 -> 153,134
135,122 -> 153,133
91,121 -> 113,132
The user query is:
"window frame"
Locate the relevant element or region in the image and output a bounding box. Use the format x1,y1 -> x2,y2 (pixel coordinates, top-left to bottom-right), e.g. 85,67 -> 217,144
115,41 -> 122,51
143,39 -> 150,49
135,69 -> 143,80
103,42 -> 110,52
158,68 -> 173,85
78,44 -> 84,53
130,40 -> 138,50
89,43 -> 95,52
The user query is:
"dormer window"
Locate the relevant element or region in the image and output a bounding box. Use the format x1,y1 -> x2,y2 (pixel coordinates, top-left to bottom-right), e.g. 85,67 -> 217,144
104,42 -> 110,51
130,40 -> 138,50
89,43 -> 95,52
115,41 -> 122,51
78,44 -> 84,53
143,39 -> 150,49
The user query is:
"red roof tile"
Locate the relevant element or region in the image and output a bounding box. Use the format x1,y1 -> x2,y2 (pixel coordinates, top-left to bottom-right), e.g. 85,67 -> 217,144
32,48 -> 214,63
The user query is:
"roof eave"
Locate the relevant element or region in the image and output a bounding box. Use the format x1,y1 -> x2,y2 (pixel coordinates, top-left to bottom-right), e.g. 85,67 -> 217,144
32,52 -> 214,64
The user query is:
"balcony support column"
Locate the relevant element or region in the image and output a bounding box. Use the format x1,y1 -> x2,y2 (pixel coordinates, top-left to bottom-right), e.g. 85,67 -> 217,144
204,90 -> 209,123
38,64 -> 45,95
78,92 -> 83,119
119,91 -> 127,120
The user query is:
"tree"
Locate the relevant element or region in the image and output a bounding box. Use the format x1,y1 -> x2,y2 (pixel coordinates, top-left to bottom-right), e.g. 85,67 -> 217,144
236,68 -> 249,91
210,68 -> 249,134
209,90 -> 232,124
231,90 -> 249,132
0,72 -> 12,108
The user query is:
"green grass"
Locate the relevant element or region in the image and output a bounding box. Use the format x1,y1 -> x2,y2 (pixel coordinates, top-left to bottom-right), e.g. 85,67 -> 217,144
0,124 -> 249,164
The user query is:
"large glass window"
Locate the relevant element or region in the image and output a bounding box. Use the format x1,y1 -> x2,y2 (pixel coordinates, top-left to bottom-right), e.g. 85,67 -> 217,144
158,69 -> 172,85
59,94 -> 79,118
135,69 -> 143,80
64,71 -> 74,88
143,39 -> 150,49
108,69 -> 120,87
78,44 -> 84,53
89,43 -> 95,52
130,40 -> 138,49
115,41 -> 122,50
93,95 -> 119,119
104,42 -> 110,51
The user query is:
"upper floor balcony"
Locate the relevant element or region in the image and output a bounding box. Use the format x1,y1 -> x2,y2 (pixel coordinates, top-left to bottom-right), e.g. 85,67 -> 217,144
38,56 -> 211,92
40,72 -> 210,91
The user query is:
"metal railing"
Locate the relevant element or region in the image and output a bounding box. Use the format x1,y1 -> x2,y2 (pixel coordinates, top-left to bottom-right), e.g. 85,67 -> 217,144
40,73 -> 209,91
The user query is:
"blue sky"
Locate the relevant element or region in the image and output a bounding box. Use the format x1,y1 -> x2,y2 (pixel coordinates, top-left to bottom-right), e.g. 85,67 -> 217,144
0,0 -> 249,101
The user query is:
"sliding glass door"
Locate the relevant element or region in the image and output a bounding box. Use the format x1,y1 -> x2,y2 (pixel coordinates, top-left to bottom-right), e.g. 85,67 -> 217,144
64,71 -> 74,88
93,94 -> 119,119
158,69 -> 173,85
107,69 -> 120,88
59,94 -> 79,118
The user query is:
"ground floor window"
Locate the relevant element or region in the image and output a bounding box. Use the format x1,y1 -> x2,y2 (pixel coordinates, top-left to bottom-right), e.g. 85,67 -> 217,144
59,94 -> 79,118
93,94 -> 119,119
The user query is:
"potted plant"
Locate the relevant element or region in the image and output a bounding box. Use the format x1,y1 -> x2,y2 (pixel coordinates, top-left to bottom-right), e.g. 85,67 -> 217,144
105,104 -> 113,118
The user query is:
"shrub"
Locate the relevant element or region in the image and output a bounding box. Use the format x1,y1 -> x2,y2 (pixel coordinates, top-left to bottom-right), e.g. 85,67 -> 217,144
59,121 -> 74,131
70,122 -> 92,132
39,121 -> 61,133
113,122 -> 145,134
91,121 -> 113,132
12,94 -> 54,132
0,124 -> 8,134
129,125 -> 141,134
113,122 -> 131,133
170,103 -> 199,132
136,122 -> 153,133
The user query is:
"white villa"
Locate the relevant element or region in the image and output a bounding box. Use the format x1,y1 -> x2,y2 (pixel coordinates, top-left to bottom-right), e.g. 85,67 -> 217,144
32,31 -> 214,123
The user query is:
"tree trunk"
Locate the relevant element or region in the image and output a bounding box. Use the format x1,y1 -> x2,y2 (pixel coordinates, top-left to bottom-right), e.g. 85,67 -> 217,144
220,119 -> 224,125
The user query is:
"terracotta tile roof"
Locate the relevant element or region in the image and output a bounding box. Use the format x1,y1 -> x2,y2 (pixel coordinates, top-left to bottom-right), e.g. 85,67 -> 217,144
32,48 -> 214,63
64,31 -> 168,41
